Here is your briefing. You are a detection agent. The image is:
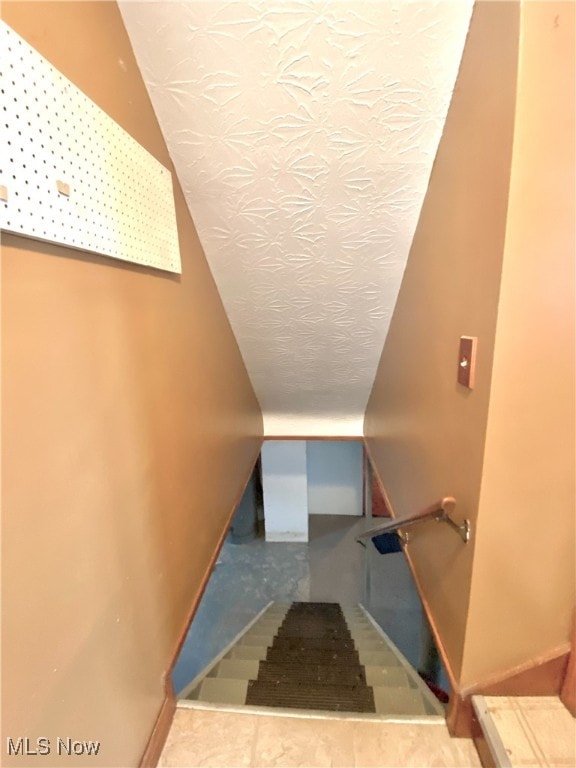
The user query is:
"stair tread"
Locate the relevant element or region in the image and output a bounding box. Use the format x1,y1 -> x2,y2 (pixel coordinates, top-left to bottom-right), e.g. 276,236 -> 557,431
272,636 -> 356,651
372,686 -> 430,716
209,659 -> 260,680
239,634 -> 276,646
246,679 -> 375,713
266,647 -> 361,665
358,649 -> 403,666
352,638 -> 393,650
188,677 -> 248,705
364,665 -> 413,688
256,660 -> 367,686
277,625 -> 352,637
226,646 -> 269,661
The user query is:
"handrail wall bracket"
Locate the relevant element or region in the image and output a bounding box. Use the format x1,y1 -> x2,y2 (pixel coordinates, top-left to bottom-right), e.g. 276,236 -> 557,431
434,510 -> 470,543
357,496 -> 471,546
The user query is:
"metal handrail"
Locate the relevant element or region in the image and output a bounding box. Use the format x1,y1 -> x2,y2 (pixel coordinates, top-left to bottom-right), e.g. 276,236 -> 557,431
356,496 -> 470,545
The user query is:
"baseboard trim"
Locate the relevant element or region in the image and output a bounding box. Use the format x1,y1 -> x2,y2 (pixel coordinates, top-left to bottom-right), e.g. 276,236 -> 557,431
447,647 -> 570,738
167,441 -> 263,678
363,440 -> 396,520
461,643 -> 571,698
139,681 -> 176,768
265,531 -> 308,542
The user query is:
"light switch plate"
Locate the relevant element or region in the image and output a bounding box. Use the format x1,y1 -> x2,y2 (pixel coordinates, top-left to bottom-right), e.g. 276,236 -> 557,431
458,336 -> 477,389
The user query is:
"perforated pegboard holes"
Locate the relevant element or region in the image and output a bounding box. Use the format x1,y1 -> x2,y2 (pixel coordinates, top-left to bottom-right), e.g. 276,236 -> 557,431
0,21 -> 181,273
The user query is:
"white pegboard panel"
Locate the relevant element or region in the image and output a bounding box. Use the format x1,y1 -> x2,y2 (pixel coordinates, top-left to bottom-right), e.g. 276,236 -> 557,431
0,22 -> 181,273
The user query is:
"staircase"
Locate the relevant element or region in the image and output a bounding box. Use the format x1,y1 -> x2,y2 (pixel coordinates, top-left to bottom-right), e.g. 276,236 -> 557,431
179,601 -> 444,718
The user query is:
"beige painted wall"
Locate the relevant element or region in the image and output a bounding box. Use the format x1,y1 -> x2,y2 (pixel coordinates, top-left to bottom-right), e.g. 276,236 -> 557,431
364,1 -> 520,682
1,3 -> 262,766
460,1 -> 575,687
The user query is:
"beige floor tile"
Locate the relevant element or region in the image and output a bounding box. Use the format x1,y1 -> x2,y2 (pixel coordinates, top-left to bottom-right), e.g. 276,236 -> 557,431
515,697 -> 576,766
484,696 -> 576,767
159,708 -> 259,767
485,704 -> 537,765
351,720 -> 481,767
161,707 -> 481,768
253,714 -> 356,767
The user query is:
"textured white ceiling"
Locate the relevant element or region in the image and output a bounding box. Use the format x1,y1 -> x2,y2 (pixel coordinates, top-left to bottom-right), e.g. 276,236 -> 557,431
120,1 -> 473,436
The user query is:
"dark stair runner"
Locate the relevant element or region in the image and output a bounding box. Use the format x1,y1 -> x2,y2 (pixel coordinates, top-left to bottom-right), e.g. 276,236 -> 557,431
245,602 -> 376,713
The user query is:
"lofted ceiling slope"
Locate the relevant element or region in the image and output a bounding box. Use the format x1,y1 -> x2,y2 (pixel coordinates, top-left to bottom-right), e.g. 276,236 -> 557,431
119,1 -> 473,436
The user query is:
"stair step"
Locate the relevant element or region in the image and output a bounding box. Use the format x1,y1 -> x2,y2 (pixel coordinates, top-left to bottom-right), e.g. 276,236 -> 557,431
245,680 -> 375,713
372,686 -> 431,716
266,647 -> 361,665
238,633 -> 276,646
256,615 -> 288,627
272,636 -> 356,652
364,665 -> 413,688
243,624 -> 280,636
256,660 -> 367,686
288,602 -> 342,613
345,621 -> 374,633
189,677 -> 248,705
179,601 -> 444,720
225,645 -> 269,661
358,649 -> 403,666
348,624 -> 382,639
343,617 -> 373,627
276,624 -> 352,639
352,637 -> 393,651
208,659 -> 260,680
341,610 -> 367,620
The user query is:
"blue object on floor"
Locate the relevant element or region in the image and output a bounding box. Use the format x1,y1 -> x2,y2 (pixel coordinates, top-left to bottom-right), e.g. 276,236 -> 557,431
372,532 -> 403,555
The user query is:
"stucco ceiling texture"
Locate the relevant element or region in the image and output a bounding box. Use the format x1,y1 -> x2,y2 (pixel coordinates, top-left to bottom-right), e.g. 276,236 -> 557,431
120,1 -> 473,436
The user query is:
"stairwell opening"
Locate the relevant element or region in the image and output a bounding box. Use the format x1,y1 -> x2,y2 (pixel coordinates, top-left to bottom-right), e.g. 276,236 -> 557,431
170,441 -> 449,712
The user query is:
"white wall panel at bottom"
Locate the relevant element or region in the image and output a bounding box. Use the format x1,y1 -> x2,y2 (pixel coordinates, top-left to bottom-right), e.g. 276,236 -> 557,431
261,441 -> 308,543
307,441 -> 363,516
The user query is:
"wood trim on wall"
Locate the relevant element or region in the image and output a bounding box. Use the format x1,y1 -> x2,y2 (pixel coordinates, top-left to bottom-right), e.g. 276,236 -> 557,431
560,609 -> 576,716
449,649 -> 571,737
167,440 -> 263,676
363,439 -> 460,695
461,644 -> 571,699
363,442 -> 396,519
446,693 -> 475,738
139,681 -> 176,768
364,439 -> 573,738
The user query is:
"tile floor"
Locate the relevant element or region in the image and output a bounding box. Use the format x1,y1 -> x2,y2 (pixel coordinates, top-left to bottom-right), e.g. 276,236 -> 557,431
482,696 -> 576,767
158,707 -> 482,768
172,515 -> 432,694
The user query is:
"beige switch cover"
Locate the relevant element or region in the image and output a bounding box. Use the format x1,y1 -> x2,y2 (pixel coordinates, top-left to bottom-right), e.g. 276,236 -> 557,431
458,336 -> 477,389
